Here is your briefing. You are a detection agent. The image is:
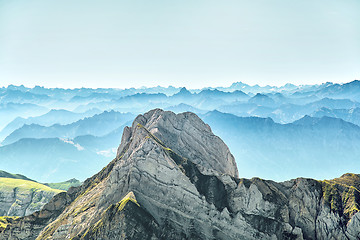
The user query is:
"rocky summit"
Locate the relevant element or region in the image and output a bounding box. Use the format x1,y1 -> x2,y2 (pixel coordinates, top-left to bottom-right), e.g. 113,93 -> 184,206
1,109 -> 360,239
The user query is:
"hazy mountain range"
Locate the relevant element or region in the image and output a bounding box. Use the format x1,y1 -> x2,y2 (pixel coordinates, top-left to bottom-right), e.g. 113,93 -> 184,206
1,80 -> 360,182
2,111 -> 134,145
201,111 -> 360,181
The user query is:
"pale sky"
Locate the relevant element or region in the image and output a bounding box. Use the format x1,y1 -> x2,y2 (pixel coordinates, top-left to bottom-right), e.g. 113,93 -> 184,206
0,0 -> 359,89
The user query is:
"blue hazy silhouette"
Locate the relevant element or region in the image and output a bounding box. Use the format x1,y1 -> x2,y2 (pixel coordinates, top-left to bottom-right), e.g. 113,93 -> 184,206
1,80 -> 360,182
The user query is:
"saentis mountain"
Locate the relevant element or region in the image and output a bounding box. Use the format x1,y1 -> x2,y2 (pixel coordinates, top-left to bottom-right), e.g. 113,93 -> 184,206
1,109 -> 360,239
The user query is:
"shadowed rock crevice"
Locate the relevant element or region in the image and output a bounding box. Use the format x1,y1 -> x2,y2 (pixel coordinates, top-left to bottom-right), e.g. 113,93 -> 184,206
166,148 -> 230,213
141,123 -> 232,213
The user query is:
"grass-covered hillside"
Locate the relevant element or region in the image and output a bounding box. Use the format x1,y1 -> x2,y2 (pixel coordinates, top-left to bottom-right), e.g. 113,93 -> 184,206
321,173 -> 360,221
0,170 -> 34,182
44,178 -> 82,191
0,177 -> 63,217
0,170 -> 80,191
0,178 -> 63,193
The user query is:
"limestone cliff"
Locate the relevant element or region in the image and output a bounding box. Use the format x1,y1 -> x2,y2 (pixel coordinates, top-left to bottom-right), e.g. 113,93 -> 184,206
1,109 -> 360,240
0,178 -> 63,217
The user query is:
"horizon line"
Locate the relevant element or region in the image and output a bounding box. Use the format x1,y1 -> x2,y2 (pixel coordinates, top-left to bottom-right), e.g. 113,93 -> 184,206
1,79 -> 358,91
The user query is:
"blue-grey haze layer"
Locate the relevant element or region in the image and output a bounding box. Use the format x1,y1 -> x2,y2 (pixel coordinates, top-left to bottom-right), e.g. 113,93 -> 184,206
1,80 -> 360,182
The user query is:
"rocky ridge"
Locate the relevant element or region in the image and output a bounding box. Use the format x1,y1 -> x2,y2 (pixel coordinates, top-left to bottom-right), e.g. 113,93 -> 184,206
0,178 -> 63,217
0,109 -> 359,239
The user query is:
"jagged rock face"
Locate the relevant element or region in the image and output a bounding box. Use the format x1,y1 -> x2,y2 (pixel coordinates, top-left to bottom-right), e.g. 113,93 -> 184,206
1,109 -> 360,240
79,192 -> 161,240
117,109 -> 238,178
0,190 -> 76,240
0,189 -> 56,217
0,181 -> 61,217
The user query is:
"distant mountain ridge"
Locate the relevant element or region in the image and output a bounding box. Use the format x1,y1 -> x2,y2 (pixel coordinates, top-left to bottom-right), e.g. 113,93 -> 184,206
200,111 -> 360,181
0,138 -> 113,182
0,108 -> 101,141
217,97 -> 360,124
316,80 -> 360,101
44,178 -> 82,191
0,103 -> 49,130
2,110 -> 134,145
1,79 -> 360,184
311,107 -> 360,126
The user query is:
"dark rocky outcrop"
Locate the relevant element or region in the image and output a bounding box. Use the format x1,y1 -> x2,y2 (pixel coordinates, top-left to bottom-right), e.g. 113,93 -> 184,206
1,109 -> 360,239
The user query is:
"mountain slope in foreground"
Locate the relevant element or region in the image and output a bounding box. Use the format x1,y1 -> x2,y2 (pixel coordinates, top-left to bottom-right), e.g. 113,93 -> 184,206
1,109 -> 360,239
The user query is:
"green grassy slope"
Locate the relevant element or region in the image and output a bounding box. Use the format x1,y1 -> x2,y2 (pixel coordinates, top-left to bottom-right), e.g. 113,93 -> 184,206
320,173 -> 360,220
44,178 -> 82,191
0,170 -> 35,182
0,177 -> 63,194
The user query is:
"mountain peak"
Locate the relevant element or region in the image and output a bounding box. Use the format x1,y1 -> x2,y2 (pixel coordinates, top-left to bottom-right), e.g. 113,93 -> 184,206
293,115 -> 322,126
248,93 -> 275,106
348,80 -> 360,85
250,93 -> 273,99
117,108 -> 238,178
173,87 -> 192,97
